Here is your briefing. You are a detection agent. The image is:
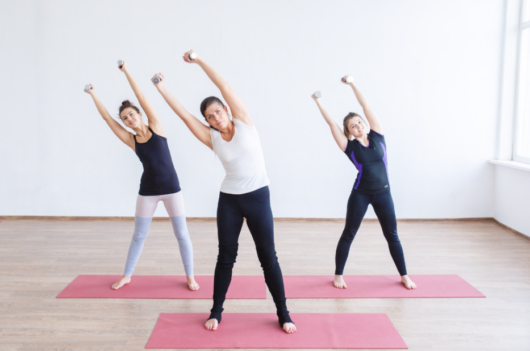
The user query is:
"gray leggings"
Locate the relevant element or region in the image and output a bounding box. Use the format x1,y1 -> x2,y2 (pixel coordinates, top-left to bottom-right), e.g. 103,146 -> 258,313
124,191 -> 194,277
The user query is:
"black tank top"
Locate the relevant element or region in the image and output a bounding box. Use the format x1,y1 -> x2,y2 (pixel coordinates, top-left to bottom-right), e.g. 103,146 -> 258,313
134,127 -> 181,196
344,130 -> 390,194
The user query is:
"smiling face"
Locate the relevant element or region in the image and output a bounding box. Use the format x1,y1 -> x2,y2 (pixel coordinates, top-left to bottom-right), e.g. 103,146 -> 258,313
203,102 -> 230,129
347,116 -> 367,138
343,114 -> 367,139
119,107 -> 142,128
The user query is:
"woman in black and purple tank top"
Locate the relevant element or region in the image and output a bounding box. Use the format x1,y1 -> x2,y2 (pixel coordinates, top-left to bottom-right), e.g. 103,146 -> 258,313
84,61 -> 198,292
311,75 -> 416,290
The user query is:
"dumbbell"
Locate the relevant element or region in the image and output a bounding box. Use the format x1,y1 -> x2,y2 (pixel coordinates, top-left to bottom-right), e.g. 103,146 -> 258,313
342,76 -> 353,83
85,84 -> 92,90
118,60 -> 124,68
152,76 -> 162,84
314,91 -> 322,98
188,52 -> 197,60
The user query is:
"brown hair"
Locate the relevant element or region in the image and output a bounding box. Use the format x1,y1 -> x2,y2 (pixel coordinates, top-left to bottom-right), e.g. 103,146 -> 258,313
342,112 -> 363,138
200,96 -> 225,117
119,100 -> 140,118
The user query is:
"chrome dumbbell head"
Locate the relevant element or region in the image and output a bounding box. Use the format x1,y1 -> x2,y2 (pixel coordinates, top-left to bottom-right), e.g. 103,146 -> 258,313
314,91 -> 322,98
189,52 -> 197,60
343,76 -> 353,83
85,84 -> 92,90
117,60 -> 124,67
152,76 -> 162,84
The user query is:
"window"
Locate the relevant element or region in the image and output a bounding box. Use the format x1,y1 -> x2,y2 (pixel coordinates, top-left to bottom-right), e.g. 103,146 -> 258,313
514,0 -> 530,163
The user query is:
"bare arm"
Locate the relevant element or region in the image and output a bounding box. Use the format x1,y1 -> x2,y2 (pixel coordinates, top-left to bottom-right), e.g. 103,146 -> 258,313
311,93 -> 349,152
152,73 -> 213,150
84,84 -> 135,150
119,61 -> 165,136
342,76 -> 383,134
183,50 -> 252,126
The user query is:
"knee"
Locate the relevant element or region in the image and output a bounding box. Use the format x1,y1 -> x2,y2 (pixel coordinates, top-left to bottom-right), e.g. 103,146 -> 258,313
133,217 -> 151,242
170,216 -> 190,241
132,229 -> 149,243
256,245 -> 279,269
339,230 -> 356,243
217,245 -> 238,266
385,232 -> 401,243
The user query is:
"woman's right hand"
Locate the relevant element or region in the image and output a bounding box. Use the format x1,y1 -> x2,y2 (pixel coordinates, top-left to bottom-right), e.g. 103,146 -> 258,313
311,92 -> 320,101
183,50 -> 198,64
84,83 -> 94,94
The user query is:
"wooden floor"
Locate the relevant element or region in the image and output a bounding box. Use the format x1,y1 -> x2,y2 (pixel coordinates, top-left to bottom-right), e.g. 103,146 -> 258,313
1,218 -> 529,351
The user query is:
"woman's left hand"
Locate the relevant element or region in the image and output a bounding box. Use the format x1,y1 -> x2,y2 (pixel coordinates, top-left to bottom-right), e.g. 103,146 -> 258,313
118,60 -> 129,73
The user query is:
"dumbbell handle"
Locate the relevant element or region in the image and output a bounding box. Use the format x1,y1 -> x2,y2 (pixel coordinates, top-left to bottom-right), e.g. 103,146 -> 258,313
152,76 -> 162,84
85,84 -> 92,90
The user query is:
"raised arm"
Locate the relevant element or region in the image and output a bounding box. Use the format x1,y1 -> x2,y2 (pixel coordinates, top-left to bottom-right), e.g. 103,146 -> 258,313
342,76 -> 383,134
183,50 -> 252,126
152,73 -> 213,150
119,61 -> 165,136
84,84 -> 135,150
311,92 -> 349,152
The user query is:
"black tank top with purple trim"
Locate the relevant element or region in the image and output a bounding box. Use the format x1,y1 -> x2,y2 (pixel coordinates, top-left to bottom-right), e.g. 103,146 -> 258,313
343,130 -> 390,194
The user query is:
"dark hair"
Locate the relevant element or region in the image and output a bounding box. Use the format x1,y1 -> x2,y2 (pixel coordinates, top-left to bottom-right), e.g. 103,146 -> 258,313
200,96 -> 225,117
343,112 -> 364,138
119,100 -> 140,118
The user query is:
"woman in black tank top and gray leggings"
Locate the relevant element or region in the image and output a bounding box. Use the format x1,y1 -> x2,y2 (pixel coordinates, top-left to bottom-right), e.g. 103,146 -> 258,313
84,61 -> 199,291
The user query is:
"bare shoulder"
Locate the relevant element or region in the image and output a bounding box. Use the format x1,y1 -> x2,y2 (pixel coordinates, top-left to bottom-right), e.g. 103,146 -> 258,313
149,122 -> 166,137
233,115 -> 254,127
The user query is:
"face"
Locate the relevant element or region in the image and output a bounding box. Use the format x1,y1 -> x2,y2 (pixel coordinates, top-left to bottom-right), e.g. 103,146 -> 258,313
347,116 -> 367,138
120,107 -> 142,128
204,103 -> 229,129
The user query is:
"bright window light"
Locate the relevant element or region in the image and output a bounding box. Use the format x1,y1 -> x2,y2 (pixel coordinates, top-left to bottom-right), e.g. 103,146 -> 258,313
514,1 -> 530,162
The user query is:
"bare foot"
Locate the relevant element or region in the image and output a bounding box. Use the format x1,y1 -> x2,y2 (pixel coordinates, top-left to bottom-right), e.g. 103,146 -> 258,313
283,322 -> 297,334
333,275 -> 348,289
111,275 -> 131,290
187,276 -> 200,291
401,275 -> 417,289
205,318 -> 218,331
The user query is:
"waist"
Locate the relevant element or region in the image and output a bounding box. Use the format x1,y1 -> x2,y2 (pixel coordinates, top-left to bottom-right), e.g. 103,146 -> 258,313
220,172 -> 270,195
352,184 -> 390,195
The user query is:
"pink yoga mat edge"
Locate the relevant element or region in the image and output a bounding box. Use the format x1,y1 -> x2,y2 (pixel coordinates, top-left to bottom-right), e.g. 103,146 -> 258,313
284,274 -> 485,299
146,313 -> 408,349
56,275 -> 267,299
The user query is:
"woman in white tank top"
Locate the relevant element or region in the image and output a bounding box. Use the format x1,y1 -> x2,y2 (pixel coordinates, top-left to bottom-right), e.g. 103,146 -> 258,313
152,50 -> 296,334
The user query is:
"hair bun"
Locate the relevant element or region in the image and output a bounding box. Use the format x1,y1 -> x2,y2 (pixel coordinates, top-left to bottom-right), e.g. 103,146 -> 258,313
121,100 -> 132,107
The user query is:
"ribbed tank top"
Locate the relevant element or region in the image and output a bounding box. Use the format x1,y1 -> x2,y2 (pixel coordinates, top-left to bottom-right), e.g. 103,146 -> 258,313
210,118 -> 269,195
134,127 -> 181,196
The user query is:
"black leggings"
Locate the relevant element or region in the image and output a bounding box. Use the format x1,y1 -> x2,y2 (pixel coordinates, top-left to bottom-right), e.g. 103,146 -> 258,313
335,189 -> 408,276
209,186 -> 292,326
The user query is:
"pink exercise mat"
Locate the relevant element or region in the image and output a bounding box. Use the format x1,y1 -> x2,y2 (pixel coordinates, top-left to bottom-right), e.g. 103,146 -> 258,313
56,275 -> 266,299
146,313 -> 408,349
284,275 -> 485,298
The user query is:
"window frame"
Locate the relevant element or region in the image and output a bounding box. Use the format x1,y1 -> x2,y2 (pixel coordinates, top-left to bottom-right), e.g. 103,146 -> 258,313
513,0 -> 530,163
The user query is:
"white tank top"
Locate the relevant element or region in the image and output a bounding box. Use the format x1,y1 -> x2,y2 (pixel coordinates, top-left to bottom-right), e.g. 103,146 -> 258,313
210,118 -> 270,194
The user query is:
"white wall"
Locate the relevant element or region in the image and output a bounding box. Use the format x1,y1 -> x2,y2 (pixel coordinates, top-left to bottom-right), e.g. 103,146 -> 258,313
494,165 -> 530,236
0,0 -> 503,218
